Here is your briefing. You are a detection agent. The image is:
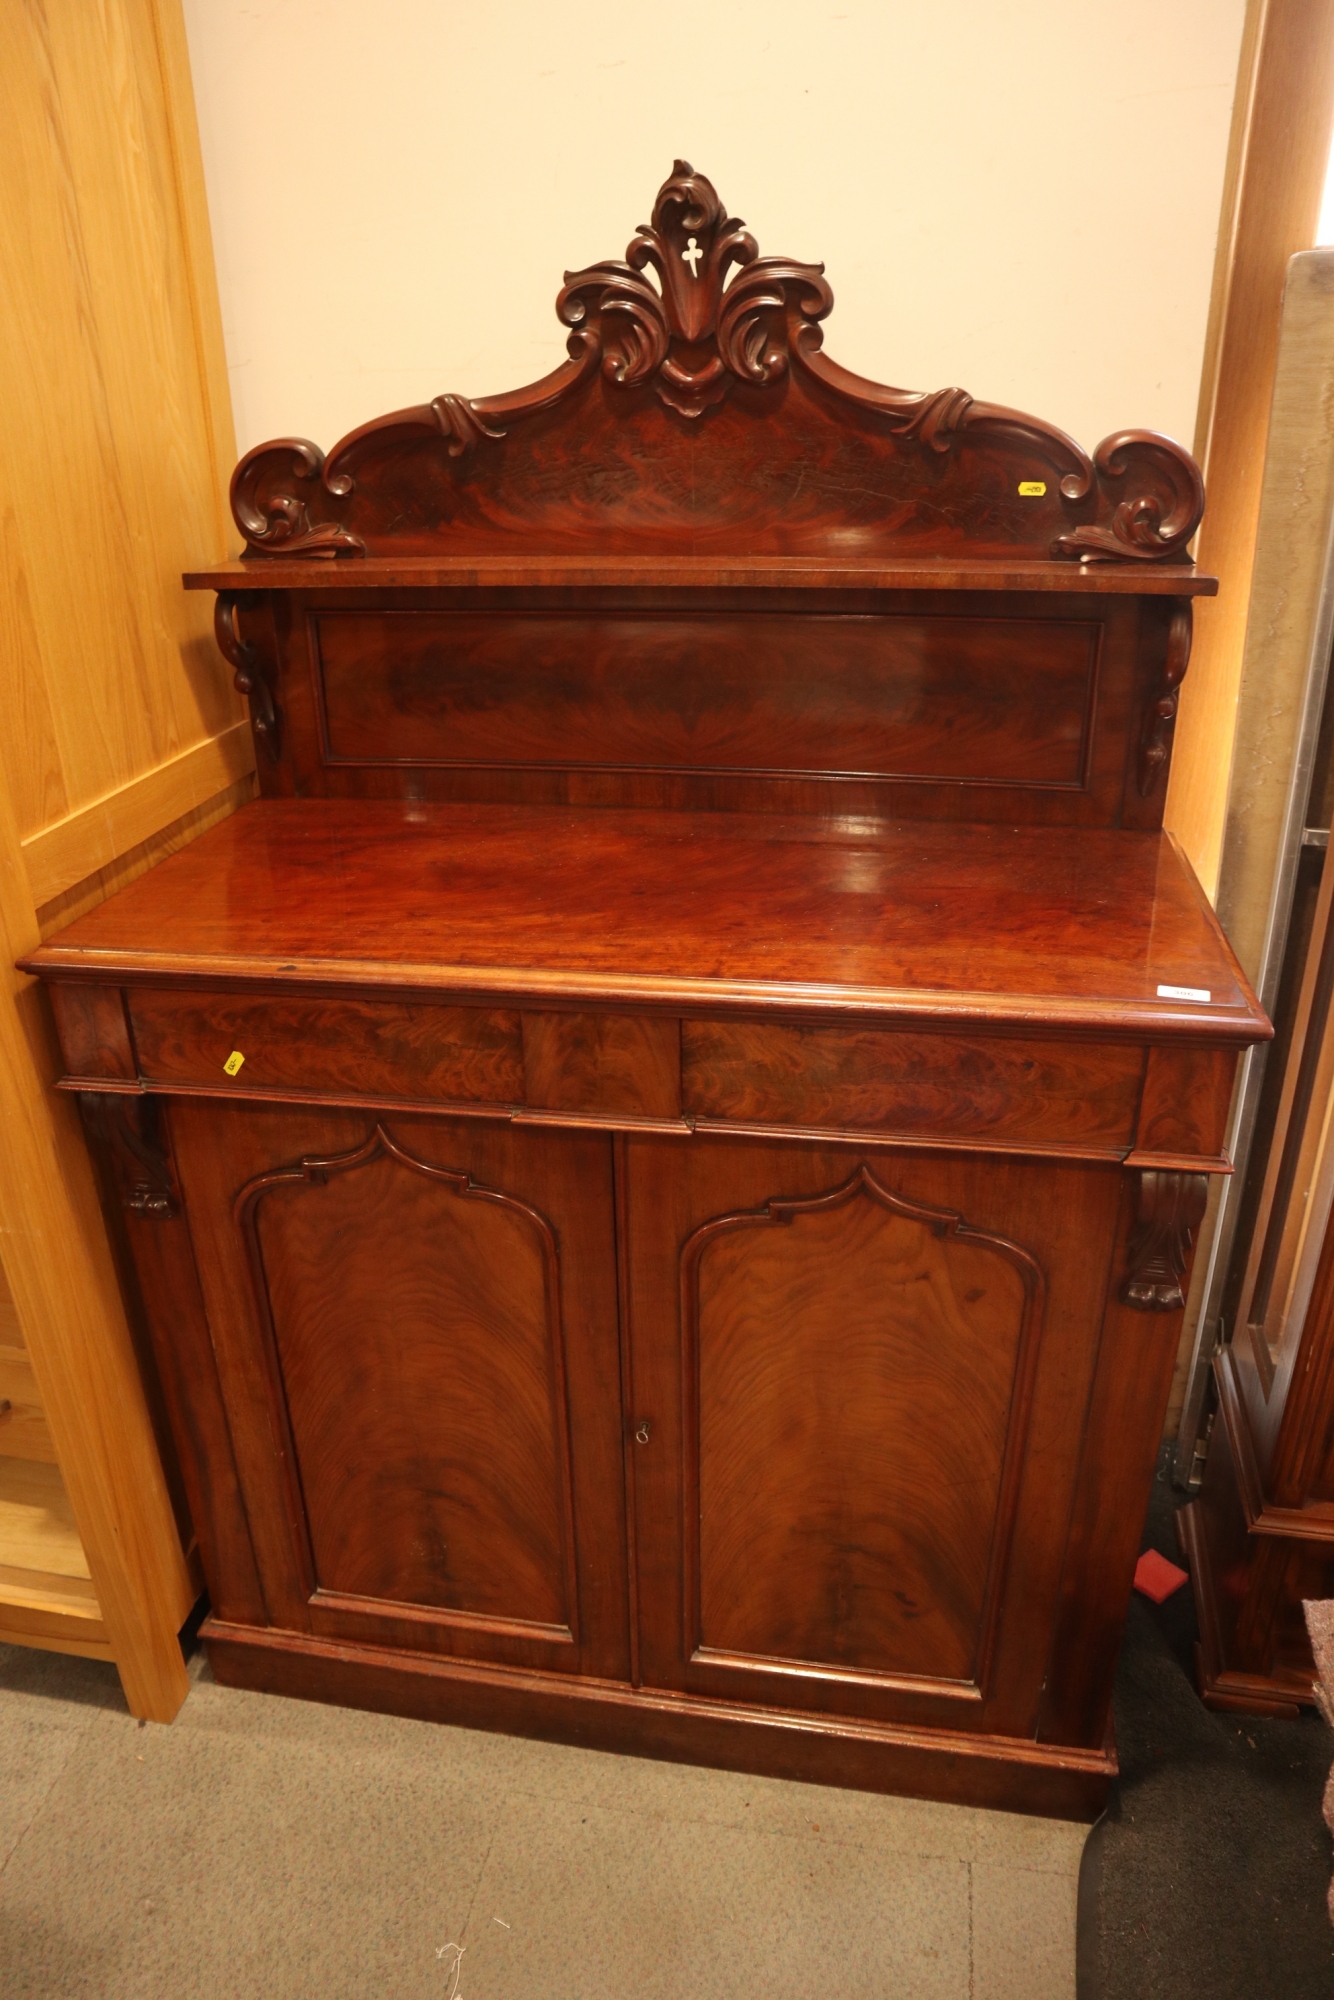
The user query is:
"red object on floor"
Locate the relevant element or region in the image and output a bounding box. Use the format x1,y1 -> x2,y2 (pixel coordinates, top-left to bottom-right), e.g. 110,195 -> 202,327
1134,1549 -> 1189,1603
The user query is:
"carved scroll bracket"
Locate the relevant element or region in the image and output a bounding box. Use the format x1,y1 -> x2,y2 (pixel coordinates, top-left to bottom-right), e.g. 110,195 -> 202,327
1121,1170 -> 1208,1311
215,592 -> 280,763
78,1092 -> 178,1220
1137,602 -> 1192,796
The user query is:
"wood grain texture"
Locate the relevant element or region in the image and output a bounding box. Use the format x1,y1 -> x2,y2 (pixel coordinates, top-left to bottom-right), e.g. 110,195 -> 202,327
25,802 -> 1268,1047
1167,0 -> 1334,899
129,989 -> 524,1105
312,606 -> 1101,789
47,985 -> 136,1082
683,1020 -> 1143,1151
627,1136 -> 1126,1745
0,0 -> 240,847
1135,1044 -> 1235,1159
0,1348 -> 56,1463
238,1124 -> 576,1632
523,1012 -> 680,1118
169,1103 -> 629,1680
682,1164 -> 1043,1692
22,724 -> 254,909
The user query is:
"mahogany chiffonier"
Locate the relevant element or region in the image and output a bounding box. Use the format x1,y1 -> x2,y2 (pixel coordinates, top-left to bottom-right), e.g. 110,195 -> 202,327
22,165 -> 1269,1819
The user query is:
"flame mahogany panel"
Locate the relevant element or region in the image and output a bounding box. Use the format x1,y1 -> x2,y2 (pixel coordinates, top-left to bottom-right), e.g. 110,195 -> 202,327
311,604 -> 1102,790
683,1021 -> 1143,1151
129,988 -> 523,1107
686,1166 -> 1043,1690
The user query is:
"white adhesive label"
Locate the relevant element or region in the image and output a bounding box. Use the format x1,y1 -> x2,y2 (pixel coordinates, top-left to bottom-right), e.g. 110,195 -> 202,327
1156,984 -> 1211,1003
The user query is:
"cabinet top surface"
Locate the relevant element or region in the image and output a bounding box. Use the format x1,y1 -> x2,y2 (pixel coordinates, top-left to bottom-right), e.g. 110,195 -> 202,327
26,800 -> 1267,1043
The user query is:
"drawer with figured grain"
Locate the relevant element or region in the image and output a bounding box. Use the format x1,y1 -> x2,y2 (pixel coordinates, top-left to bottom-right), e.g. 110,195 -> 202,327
126,989 -> 525,1107
682,1019 -> 1145,1153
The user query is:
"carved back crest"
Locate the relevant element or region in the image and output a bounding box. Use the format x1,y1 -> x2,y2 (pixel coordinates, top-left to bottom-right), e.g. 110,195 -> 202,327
231,160 -> 1203,566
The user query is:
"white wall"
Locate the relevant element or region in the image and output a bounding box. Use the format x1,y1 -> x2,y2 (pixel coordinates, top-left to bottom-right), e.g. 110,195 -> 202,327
183,1 -> 1245,465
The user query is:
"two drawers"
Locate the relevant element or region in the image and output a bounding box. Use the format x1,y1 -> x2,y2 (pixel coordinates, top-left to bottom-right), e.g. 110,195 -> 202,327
48,983 -> 1231,1165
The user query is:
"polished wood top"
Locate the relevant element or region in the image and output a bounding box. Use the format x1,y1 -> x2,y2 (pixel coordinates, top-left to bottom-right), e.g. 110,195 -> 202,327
26,802 -> 1267,1044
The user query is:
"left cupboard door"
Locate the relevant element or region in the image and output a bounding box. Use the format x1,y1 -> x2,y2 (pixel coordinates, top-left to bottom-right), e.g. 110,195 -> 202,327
168,1101 -> 630,1681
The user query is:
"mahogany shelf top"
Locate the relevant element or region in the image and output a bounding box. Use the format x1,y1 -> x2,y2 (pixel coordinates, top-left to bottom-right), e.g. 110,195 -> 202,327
186,557 -> 1218,598
26,801 -> 1266,1044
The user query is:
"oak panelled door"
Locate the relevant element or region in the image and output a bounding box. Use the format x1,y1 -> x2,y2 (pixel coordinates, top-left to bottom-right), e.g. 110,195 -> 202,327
627,1136 -> 1122,1734
169,1103 -> 629,1680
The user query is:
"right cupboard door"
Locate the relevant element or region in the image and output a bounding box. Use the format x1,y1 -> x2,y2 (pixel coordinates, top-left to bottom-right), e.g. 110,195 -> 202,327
623,1134 -> 1124,1740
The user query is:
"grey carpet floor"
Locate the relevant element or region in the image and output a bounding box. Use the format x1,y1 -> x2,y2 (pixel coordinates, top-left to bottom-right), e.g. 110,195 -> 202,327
1078,1451 -> 1334,1997
0,1642 -> 1083,1999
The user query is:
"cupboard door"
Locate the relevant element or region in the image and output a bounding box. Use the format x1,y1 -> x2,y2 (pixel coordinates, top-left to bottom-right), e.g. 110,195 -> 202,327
170,1102 -> 629,1680
624,1135 -> 1122,1736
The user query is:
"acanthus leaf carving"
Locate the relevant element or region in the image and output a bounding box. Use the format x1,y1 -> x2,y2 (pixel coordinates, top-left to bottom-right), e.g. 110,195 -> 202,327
1120,1170 -> 1208,1312
228,161 -> 1206,565
229,439 -> 366,559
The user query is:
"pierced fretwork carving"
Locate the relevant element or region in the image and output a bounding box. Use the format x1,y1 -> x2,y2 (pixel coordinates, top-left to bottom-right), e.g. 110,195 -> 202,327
1137,602 -> 1193,797
215,593 -> 280,761
78,1092 -> 178,1219
228,161 -> 1206,565
1121,1170 -> 1208,1311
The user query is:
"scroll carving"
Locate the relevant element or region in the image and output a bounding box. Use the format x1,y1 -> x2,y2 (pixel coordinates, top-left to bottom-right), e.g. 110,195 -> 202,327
215,593 -> 280,761
229,160 -> 1205,565
1137,602 -> 1192,797
78,1092 -> 178,1219
1120,1170 -> 1208,1311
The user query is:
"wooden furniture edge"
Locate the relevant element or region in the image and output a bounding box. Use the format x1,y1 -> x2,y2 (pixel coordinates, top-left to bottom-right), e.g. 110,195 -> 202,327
183,558 -> 1219,597
1176,1495 -> 1312,1716
17,950 -> 1268,1046
202,1617 -> 1114,1821
1209,1344 -> 1334,1544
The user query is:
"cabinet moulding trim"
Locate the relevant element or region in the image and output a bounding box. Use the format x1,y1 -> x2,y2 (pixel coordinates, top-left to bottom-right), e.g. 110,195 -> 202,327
20,723 -> 255,909
688,1645 -> 984,1703
53,1077 -> 1236,1172
202,1617 -> 1116,1820
23,950 -> 1265,1045
1213,1345 -> 1334,1544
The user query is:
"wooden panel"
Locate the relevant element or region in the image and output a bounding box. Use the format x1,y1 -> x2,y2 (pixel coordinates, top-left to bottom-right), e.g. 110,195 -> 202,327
627,1135 -> 1124,1742
0,1346 -> 55,1463
0,0 -> 240,845
0,1457 -> 90,1578
685,1165 -> 1042,1689
1134,1045 -> 1235,1160
243,1126 -> 576,1631
47,984 -> 135,1081
684,1020 -> 1142,1152
169,1103 -> 629,1679
22,723 -> 254,909
523,1012 -> 680,1119
129,988 -> 524,1105
314,609 -> 1100,790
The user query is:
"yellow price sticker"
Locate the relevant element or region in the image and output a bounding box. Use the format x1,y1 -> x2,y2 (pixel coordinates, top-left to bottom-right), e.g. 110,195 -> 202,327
1017,480 -> 1047,497
223,1051 -> 245,1076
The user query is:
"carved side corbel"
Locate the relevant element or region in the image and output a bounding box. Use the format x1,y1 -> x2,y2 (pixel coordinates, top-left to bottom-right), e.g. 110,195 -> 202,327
1120,1170 -> 1208,1311
78,1092 -> 178,1219
1137,602 -> 1192,797
215,592 -> 280,763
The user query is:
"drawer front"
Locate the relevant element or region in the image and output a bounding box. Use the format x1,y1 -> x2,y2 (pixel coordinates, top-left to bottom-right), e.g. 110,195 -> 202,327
128,990 -> 524,1106
682,1020 -> 1144,1151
